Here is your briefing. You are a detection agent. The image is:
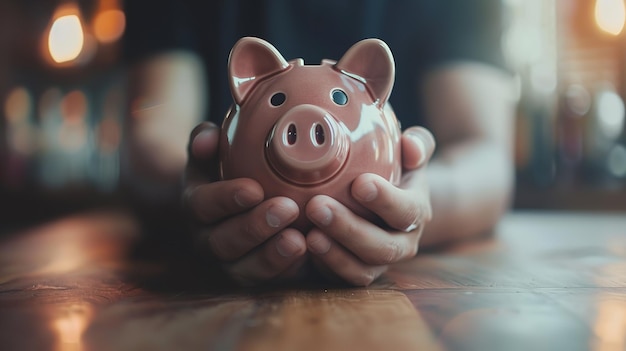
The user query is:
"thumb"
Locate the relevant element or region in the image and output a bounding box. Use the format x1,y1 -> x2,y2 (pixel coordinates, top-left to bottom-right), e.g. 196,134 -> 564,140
401,126 -> 435,170
188,122 -> 220,162
185,122 -> 221,183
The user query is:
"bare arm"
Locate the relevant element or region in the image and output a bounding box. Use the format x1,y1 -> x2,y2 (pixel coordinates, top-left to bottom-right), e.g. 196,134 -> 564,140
124,51 -> 207,197
419,63 -> 517,248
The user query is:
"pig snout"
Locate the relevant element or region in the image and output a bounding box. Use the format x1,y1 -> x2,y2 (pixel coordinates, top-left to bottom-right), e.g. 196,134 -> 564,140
266,104 -> 349,185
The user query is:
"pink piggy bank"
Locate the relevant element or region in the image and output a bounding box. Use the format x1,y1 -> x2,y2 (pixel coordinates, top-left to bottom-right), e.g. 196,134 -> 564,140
219,37 -> 402,231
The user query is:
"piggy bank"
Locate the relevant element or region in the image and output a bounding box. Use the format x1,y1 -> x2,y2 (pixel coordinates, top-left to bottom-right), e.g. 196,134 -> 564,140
219,37 -> 402,231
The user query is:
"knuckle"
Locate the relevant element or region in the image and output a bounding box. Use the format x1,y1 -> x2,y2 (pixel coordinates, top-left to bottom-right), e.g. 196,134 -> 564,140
255,255 -> 283,280
185,186 -> 207,221
397,204 -> 422,231
349,270 -> 378,287
345,221 -> 361,239
228,252 -> 288,287
228,268 -> 258,287
374,241 -> 403,265
242,221 -> 271,246
206,234 -> 231,261
181,185 -> 195,209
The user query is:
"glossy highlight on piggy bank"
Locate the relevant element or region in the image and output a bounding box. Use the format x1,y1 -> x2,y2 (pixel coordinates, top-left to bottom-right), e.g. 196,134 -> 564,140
219,37 -> 402,231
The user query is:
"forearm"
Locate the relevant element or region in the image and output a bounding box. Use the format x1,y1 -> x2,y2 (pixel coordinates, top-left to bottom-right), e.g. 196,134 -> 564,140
420,140 -> 514,248
417,63 -> 517,248
124,51 -> 207,190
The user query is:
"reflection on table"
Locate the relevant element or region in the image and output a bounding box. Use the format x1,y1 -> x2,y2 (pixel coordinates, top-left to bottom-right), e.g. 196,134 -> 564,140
0,210 -> 625,351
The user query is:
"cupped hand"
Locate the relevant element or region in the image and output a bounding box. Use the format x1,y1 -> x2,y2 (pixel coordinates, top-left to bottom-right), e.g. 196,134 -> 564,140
305,126 -> 435,286
183,122 -> 307,286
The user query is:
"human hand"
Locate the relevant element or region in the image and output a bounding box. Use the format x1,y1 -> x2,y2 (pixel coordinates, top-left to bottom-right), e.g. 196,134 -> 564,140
183,122 -> 307,286
304,126 -> 435,286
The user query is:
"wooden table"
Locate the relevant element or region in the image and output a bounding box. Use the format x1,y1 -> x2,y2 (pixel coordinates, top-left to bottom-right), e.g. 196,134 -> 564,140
1,210 -> 625,351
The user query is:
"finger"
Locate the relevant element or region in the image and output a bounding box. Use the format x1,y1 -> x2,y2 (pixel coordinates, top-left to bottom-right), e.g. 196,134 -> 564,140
401,126 -> 435,169
184,178 -> 264,224
188,122 -> 220,161
227,228 -> 307,286
307,229 -> 387,286
352,173 -> 430,231
185,122 -> 220,183
204,197 -> 299,261
306,195 -> 420,265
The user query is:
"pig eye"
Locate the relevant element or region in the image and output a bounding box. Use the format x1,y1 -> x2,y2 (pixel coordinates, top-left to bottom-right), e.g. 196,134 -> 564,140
331,89 -> 348,105
270,92 -> 286,106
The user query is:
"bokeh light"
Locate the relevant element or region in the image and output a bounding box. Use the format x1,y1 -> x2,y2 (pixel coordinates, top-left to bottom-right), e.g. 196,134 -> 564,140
60,90 -> 88,124
593,294 -> 626,348
48,14 -> 84,63
4,86 -> 32,123
595,0 -> 626,36
607,144 -> 626,177
52,303 -> 94,351
59,90 -> 89,152
93,9 -> 126,44
596,88 -> 625,140
3,87 -> 35,156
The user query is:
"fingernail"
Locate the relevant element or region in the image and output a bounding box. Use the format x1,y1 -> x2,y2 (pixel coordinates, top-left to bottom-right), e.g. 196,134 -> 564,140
308,234 -> 331,255
355,181 -> 377,202
410,134 -> 427,166
265,206 -> 291,228
266,212 -> 281,228
191,129 -> 218,159
234,189 -> 260,208
195,129 -> 215,141
309,206 -> 332,226
276,234 -> 299,257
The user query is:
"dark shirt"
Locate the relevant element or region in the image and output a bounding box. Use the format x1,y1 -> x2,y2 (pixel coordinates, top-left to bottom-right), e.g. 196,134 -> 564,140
124,0 -> 507,129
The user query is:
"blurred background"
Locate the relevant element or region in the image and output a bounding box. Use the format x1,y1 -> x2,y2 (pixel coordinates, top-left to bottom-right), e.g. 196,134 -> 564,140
1,0 -> 625,227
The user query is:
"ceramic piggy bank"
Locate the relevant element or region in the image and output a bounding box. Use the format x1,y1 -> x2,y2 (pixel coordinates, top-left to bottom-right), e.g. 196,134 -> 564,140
219,37 -> 402,231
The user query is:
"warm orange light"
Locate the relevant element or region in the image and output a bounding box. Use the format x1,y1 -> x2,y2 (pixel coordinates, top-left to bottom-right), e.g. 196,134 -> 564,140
595,0 -> 626,36
593,296 -> 626,349
93,0 -> 125,44
4,87 -> 35,156
58,90 -> 89,152
61,90 -> 88,124
52,304 -> 94,351
48,11 -> 85,63
93,9 -> 126,44
4,87 -> 32,123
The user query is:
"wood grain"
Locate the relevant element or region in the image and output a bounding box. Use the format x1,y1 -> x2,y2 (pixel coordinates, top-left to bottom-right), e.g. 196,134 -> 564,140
0,210 -> 625,351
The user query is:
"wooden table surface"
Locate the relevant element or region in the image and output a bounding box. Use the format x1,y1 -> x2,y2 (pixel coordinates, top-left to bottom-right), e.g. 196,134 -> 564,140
1,210 -> 625,351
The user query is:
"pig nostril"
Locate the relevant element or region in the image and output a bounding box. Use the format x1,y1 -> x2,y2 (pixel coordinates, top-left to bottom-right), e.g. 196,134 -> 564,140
315,124 -> 325,145
287,124 -> 297,145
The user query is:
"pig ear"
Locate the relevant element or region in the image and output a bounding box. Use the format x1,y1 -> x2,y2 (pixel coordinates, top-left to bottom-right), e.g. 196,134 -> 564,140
335,39 -> 395,106
228,37 -> 289,104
